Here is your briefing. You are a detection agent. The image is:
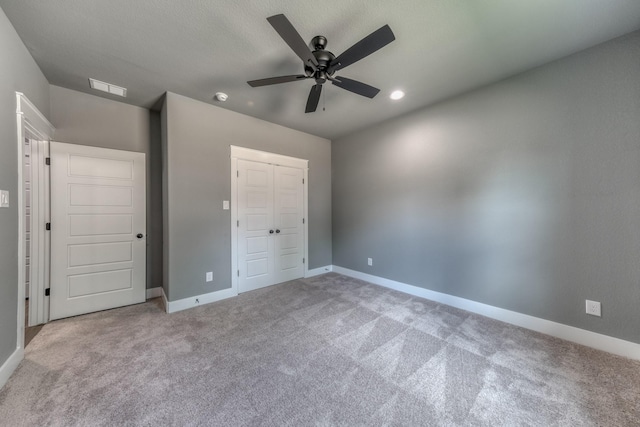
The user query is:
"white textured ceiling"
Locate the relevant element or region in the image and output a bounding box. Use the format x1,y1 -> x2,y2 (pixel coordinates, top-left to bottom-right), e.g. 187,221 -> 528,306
2,0 -> 640,139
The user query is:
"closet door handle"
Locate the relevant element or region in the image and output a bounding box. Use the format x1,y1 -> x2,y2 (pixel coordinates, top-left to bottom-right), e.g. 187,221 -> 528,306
269,230 -> 274,234
275,229 -> 281,234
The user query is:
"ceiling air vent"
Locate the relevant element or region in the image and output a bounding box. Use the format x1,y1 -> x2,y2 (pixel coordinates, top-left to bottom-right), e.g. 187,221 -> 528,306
89,78 -> 127,97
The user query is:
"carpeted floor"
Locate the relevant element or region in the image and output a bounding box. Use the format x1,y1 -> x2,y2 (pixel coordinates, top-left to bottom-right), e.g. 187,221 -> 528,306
1,273 -> 639,426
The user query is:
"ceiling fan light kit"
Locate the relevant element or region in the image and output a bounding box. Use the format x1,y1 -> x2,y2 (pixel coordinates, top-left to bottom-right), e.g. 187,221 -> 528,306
247,14 -> 395,113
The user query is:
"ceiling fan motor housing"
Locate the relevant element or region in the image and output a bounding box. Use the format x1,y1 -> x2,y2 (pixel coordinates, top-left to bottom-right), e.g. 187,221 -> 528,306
312,49 -> 335,71
305,38 -> 336,84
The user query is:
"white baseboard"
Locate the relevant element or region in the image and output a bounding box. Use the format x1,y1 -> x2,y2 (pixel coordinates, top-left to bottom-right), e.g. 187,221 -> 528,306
163,267 -> 333,314
0,347 -> 23,391
146,287 -> 163,299
305,265 -> 333,278
332,265 -> 640,361
163,287 -> 238,314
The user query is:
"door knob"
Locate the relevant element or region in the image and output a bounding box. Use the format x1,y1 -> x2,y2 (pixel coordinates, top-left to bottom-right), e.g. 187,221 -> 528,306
275,229 -> 281,234
269,230 -> 274,234
136,233 -> 144,239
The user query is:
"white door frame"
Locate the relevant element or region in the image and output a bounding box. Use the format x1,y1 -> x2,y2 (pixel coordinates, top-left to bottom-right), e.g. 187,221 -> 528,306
16,92 -> 54,349
230,146 -> 309,294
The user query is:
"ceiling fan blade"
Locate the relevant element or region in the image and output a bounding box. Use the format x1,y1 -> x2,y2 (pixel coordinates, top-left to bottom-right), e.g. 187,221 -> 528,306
332,77 -> 380,98
267,14 -> 318,69
305,84 -> 322,113
247,75 -> 308,87
328,25 -> 395,73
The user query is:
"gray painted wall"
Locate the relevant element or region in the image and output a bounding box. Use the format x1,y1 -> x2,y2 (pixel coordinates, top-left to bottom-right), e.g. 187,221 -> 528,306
49,85 -> 163,289
332,30 -> 640,344
148,111 -> 163,291
0,8 -> 50,366
162,92 -> 331,301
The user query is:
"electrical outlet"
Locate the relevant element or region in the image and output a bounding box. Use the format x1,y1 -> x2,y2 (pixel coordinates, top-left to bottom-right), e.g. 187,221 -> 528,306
206,272 -> 213,282
367,258 -> 373,266
586,300 -> 601,317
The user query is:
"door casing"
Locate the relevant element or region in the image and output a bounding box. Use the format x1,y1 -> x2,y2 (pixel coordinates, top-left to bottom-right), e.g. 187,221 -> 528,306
230,146 -> 309,294
16,93 -> 55,352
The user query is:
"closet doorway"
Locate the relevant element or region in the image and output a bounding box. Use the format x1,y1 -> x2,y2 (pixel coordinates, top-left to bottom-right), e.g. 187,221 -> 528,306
231,146 -> 309,293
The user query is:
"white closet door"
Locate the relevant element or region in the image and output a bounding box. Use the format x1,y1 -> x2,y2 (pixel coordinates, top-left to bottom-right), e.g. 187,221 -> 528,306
273,165 -> 304,283
237,160 -> 275,293
49,142 -> 146,320
237,159 -> 304,293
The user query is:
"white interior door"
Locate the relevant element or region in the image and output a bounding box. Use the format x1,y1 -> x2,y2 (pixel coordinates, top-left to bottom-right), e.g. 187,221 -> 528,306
49,142 -> 146,320
273,165 -> 304,283
237,159 -> 304,293
25,137 -> 51,326
237,160 -> 274,293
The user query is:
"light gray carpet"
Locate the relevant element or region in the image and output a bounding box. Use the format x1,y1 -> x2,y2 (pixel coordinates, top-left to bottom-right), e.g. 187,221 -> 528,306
1,273 -> 639,426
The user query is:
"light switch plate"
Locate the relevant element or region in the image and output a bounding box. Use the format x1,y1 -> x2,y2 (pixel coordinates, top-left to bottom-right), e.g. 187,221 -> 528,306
0,190 -> 9,208
223,200 -> 229,210
206,272 -> 213,282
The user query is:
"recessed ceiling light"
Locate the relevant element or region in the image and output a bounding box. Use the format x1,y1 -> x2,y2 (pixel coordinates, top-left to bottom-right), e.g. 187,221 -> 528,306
390,90 -> 405,100
89,78 -> 127,97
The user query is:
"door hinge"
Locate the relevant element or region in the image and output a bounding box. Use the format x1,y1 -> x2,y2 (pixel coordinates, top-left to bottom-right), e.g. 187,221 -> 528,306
45,288 -> 50,296
237,270 -> 240,277
45,222 -> 51,230
302,218 -> 305,224
303,258 -> 305,264
302,178 -> 304,184
237,170 -> 239,177
45,157 -> 50,166
237,220 -> 239,227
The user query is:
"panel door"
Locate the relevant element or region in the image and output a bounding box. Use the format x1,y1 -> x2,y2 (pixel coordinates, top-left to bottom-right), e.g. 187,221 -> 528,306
26,138 -> 51,326
237,159 -> 274,293
49,142 -> 146,320
273,165 -> 304,283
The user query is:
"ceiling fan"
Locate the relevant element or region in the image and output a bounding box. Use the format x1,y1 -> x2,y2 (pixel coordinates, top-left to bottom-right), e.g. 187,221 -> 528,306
247,14 -> 395,113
